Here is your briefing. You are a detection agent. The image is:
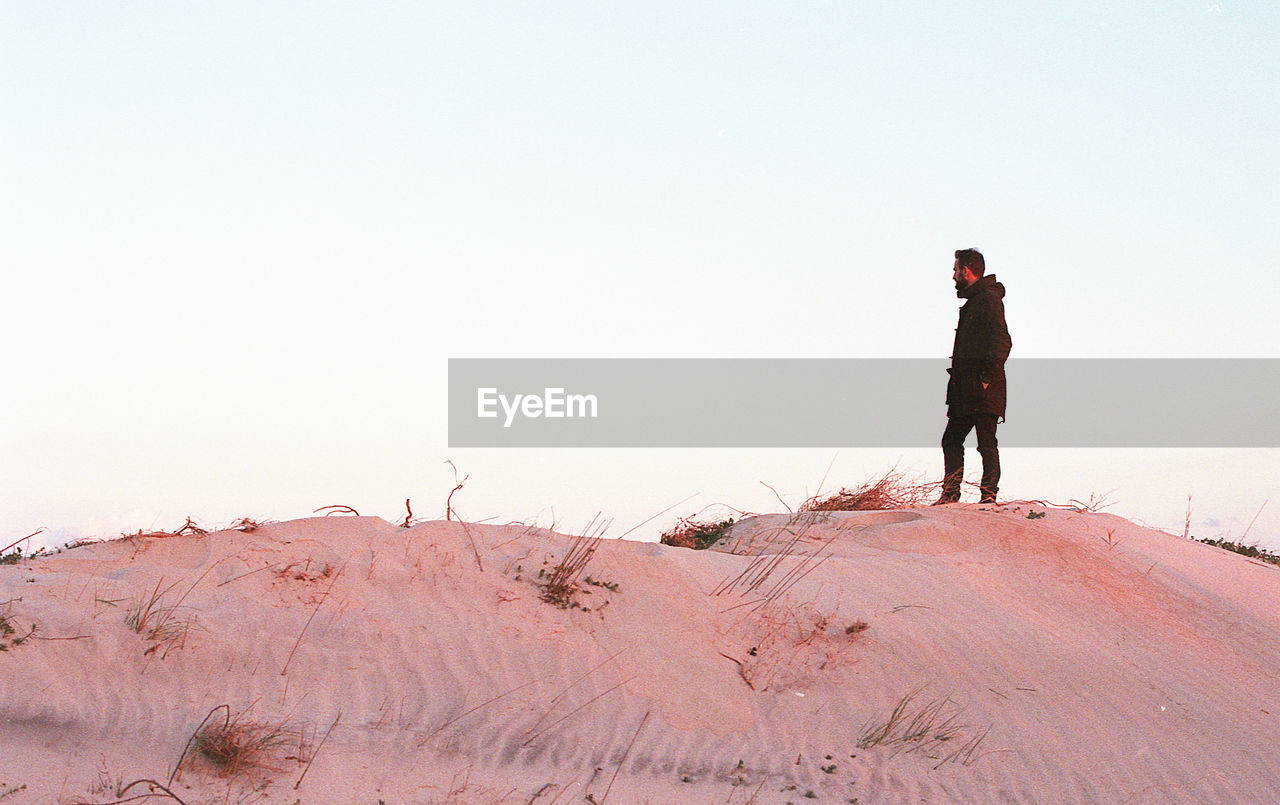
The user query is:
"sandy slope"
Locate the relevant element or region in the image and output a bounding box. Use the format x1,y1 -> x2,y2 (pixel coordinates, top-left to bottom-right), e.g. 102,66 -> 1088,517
2,504 -> 1279,804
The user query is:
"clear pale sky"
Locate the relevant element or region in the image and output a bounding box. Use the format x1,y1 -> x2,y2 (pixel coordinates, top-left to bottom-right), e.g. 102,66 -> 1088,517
4,3 -> 1278,552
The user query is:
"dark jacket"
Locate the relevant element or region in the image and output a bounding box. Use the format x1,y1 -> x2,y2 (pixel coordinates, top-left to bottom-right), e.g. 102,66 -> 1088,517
946,274 -> 1012,419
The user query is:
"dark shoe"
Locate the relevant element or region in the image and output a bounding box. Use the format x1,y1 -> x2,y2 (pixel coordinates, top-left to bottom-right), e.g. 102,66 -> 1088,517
932,496 -> 960,506
978,495 -> 996,504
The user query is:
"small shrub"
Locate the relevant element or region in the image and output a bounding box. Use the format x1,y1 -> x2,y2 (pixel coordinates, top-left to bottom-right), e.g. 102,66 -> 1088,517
660,517 -> 735,550
0,550 -> 22,566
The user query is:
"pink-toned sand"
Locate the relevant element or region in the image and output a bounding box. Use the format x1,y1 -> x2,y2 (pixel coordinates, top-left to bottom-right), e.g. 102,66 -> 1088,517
2,504 -> 1279,804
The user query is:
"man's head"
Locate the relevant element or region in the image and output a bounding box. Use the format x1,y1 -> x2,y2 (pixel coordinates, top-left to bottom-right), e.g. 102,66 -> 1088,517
953,248 -> 985,292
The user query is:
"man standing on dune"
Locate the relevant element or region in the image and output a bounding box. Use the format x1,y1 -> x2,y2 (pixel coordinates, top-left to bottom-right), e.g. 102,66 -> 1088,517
936,248 -> 1012,505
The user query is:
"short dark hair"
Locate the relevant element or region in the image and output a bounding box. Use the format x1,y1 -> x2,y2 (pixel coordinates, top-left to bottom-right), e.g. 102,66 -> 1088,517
955,248 -> 985,278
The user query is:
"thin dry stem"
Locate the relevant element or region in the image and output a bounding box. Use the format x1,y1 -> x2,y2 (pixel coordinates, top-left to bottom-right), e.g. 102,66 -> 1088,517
313,504 -> 360,517
445,460 -> 468,521
281,563 -> 344,675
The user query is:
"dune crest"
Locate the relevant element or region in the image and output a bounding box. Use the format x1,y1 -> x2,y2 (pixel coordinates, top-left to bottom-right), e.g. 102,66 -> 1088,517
2,505 -> 1279,803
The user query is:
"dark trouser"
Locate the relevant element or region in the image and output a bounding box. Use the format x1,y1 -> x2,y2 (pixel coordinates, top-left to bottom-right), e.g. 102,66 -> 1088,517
941,413 -> 1000,501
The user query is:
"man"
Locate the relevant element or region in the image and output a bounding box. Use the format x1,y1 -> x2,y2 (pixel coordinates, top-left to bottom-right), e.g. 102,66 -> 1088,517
936,248 -> 1012,504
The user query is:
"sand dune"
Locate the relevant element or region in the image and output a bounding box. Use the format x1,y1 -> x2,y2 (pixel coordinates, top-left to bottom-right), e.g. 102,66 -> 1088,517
2,504 -> 1279,804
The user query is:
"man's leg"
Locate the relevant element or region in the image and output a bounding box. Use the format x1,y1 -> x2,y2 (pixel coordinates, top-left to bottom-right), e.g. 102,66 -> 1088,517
975,414 -> 1000,503
938,415 -> 973,503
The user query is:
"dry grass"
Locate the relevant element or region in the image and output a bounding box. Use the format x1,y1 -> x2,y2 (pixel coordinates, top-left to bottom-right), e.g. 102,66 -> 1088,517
659,516 -> 736,550
124,578 -> 194,658
0,607 -> 35,652
73,778 -> 191,805
858,690 -> 991,768
179,705 -> 292,777
124,517 -> 209,541
722,598 -> 866,691
540,534 -> 602,609
802,471 -> 937,512
444,460 -> 469,521
713,513 -> 834,603
0,528 -> 41,562
313,504 -> 360,516
538,514 -> 616,610
193,719 -> 285,774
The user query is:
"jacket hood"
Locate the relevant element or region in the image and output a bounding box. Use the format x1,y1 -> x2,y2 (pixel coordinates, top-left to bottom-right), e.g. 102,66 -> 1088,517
958,273 -> 1005,300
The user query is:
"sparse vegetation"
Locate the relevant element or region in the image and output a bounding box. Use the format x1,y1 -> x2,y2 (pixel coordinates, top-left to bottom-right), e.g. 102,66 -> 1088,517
858,690 -> 991,768
660,517 -> 736,550
178,704 -> 292,777
228,516 -> 263,532
122,578 -> 194,658
1197,538 -> 1280,567
123,518 -> 209,541
535,534 -> 604,609
1026,511 -> 1046,520
583,575 -> 619,592
193,719 -> 286,775
713,512 -> 834,603
2,528 -> 44,561
275,561 -> 335,583
801,471 -> 934,511
0,611 -> 35,651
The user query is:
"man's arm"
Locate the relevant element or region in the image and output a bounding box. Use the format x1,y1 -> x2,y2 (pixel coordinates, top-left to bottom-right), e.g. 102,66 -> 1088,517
979,296 -> 1012,387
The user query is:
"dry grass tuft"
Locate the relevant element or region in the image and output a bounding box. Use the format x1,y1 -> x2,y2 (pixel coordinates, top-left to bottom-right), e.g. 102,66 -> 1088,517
540,534 -> 602,609
124,578 -> 194,658
181,705 -> 291,777
659,516 -> 736,550
802,471 -> 936,512
228,516 -> 264,532
858,690 -> 991,768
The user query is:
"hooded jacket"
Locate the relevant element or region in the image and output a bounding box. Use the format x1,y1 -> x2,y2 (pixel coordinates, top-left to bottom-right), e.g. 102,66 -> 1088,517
946,274 -> 1012,419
